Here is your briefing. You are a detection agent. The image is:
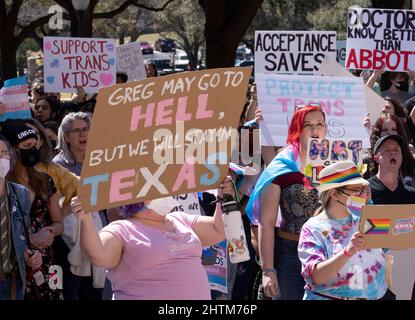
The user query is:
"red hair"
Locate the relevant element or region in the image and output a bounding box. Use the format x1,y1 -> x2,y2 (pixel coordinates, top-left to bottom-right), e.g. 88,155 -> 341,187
286,105 -> 325,147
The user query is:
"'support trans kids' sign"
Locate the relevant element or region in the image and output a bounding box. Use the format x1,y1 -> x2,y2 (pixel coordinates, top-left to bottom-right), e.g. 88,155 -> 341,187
78,67 -> 252,212
360,204 -> 415,250
346,7 -> 415,71
255,31 -> 336,74
0,76 -> 31,121
116,42 -> 146,82
43,36 -> 116,93
257,73 -> 369,147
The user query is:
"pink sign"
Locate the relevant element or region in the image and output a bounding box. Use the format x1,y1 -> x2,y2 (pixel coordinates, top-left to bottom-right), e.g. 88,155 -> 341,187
43,36 -> 116,93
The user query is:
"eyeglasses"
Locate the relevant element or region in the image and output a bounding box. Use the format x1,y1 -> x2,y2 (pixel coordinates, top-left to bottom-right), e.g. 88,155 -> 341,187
294,103 -> 321,111
0,150 -> 11,158
337,186 -> 370,196
68,127 -> 89,135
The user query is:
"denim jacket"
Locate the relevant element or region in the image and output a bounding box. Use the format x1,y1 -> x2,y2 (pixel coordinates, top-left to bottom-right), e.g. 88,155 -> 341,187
3,182 -> 31,299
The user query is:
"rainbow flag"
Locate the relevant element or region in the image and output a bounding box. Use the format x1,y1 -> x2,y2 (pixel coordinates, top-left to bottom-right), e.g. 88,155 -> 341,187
366,218 -> 391,235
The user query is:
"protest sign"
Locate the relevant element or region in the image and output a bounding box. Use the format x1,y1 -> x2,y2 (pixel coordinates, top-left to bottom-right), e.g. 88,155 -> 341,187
359,204 -> 415,249
336,40 -> 346,66
169,192 -> 202,216
346,7 -> 415,71
305,138 -> 363,185
78,67 -> 252,212
116,42 -> 146,82
255,30 -> 336,74
205,240 -> 228,294
0,76 -> 31,121
43,36 -> 116,93
257,73 -> 369,147
318,56 -> 385,127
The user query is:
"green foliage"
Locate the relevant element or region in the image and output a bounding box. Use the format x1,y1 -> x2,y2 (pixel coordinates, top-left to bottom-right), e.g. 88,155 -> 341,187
306,0 -> 372,39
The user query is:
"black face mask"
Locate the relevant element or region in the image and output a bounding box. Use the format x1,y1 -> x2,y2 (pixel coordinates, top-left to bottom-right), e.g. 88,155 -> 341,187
395,81 -> 406,90
50,140 -> 57,150
19,146 -> 40,167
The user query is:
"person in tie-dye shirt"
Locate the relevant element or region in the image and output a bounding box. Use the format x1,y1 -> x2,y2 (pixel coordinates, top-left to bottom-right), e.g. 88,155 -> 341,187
298,161 -> 393,300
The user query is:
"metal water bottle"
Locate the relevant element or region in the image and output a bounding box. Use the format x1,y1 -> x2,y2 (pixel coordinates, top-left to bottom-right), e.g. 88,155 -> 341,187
221,194 -> 250,264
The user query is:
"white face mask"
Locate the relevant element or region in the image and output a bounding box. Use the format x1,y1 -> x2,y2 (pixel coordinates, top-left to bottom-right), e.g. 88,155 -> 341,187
0,158 -> 10,178
147,197 -> 180,216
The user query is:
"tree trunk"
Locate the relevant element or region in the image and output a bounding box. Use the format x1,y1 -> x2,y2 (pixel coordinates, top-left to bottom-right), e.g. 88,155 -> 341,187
0,40 -> 18,82
199,0 -> 264,68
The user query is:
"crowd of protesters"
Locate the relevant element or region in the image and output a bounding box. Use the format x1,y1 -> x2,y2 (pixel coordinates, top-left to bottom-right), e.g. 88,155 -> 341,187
0,57 -> 414,301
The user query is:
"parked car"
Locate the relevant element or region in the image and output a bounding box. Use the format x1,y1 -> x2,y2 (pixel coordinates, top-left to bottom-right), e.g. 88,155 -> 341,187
140,41 -> 154,55
236,44 -> 252,60
155,38 -> 176,52
174,50 -> 190,70
149,59 -> 185,76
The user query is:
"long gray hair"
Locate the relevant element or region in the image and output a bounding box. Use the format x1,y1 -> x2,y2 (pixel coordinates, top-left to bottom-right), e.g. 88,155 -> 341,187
57,112 -> 91,165
313,189 -> 333,216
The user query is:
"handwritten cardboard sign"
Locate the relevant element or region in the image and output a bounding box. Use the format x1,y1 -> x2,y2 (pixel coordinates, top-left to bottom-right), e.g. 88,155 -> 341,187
116,42 -> 146,82
255,30 -> 336,75
0,76 -> 31,121
359,204 -> 415,249
257,73 -> 369,147
43,36 -> 116,93
305,138 -> 363,185
78,67 -> 252,212
346,7 -> 415,71
318,56 -> 385,127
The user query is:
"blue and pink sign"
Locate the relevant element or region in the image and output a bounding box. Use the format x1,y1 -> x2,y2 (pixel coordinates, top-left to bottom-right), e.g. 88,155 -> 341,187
43,36 -> 116,93
0,76 -> 31,121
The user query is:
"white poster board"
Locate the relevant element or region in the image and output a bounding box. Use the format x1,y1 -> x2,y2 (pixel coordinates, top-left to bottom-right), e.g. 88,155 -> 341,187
318,56 -> 385,126
257,73 -> 369,147
336,40 -> 347,67
346,7 -> 415,71
255,30 -> 336,75
169,193 -> 202,216
116,42 -> 146,82
43,36 -> 116,93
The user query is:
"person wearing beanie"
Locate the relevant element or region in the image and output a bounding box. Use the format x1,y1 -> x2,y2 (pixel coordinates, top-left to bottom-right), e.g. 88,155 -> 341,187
298,161 -> 395,300
2,119 -> 64,300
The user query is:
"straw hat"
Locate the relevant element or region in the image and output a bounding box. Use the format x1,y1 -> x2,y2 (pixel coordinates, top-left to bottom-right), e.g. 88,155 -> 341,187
316,161 -> 369,194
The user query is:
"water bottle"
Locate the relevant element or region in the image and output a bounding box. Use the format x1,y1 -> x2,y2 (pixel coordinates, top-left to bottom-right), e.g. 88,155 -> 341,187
220,194 -> 250,264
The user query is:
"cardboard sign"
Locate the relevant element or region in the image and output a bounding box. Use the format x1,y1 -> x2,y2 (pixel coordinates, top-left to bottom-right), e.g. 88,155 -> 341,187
346,7 -> 415,71
0,76 -> 31,121
43,36 -> 116,93
78,67 -> 252,212
169,192 -> 202,216
116,42 -> 146,82
336,40 -> 347,67
257,73 -> 369,147
305,138 -> 363,185
205,240 -> 228,294
254,30 -> 336,75
359,204 -> 415,249
318,56 -> 385,127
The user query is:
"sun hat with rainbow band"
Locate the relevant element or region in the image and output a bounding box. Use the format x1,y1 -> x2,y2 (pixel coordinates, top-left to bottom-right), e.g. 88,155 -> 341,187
316,161 -> 369,194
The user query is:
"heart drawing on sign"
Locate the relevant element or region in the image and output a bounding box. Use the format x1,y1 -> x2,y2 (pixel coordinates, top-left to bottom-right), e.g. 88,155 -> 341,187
47,76 -> 55,84
108,58 -> 115,66
99,73 -> 113,86
50,59 -> 60,68
105,43 -> 115,52
44,41 -> 52,50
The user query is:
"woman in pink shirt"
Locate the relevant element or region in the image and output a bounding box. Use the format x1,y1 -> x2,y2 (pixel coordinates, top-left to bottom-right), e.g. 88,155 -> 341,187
70,178 -> 233,300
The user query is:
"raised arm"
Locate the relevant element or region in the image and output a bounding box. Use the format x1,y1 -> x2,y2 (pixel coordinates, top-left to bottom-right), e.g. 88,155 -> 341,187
71,197 -> 122,268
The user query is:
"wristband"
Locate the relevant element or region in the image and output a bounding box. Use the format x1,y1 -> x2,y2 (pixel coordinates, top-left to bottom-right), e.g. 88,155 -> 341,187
343,247 -> 353,258
262,268 -> 277,275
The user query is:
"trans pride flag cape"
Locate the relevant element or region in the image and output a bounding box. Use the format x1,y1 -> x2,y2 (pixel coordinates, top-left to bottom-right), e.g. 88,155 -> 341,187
246,145 -> 300,223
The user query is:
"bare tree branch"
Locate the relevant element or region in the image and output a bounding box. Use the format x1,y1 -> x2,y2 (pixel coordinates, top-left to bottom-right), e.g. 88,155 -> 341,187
94,0 -> 176,19
16,13 -> 54,45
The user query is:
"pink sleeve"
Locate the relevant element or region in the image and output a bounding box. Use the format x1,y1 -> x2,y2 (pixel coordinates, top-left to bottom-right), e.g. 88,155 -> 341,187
100,221 -> 128,247
170,212 -> 199,228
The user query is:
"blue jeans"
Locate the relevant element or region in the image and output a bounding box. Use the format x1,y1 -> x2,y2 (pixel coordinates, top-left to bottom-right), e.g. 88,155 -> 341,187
274,236 -> 305,300
0,276 -> 24,300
